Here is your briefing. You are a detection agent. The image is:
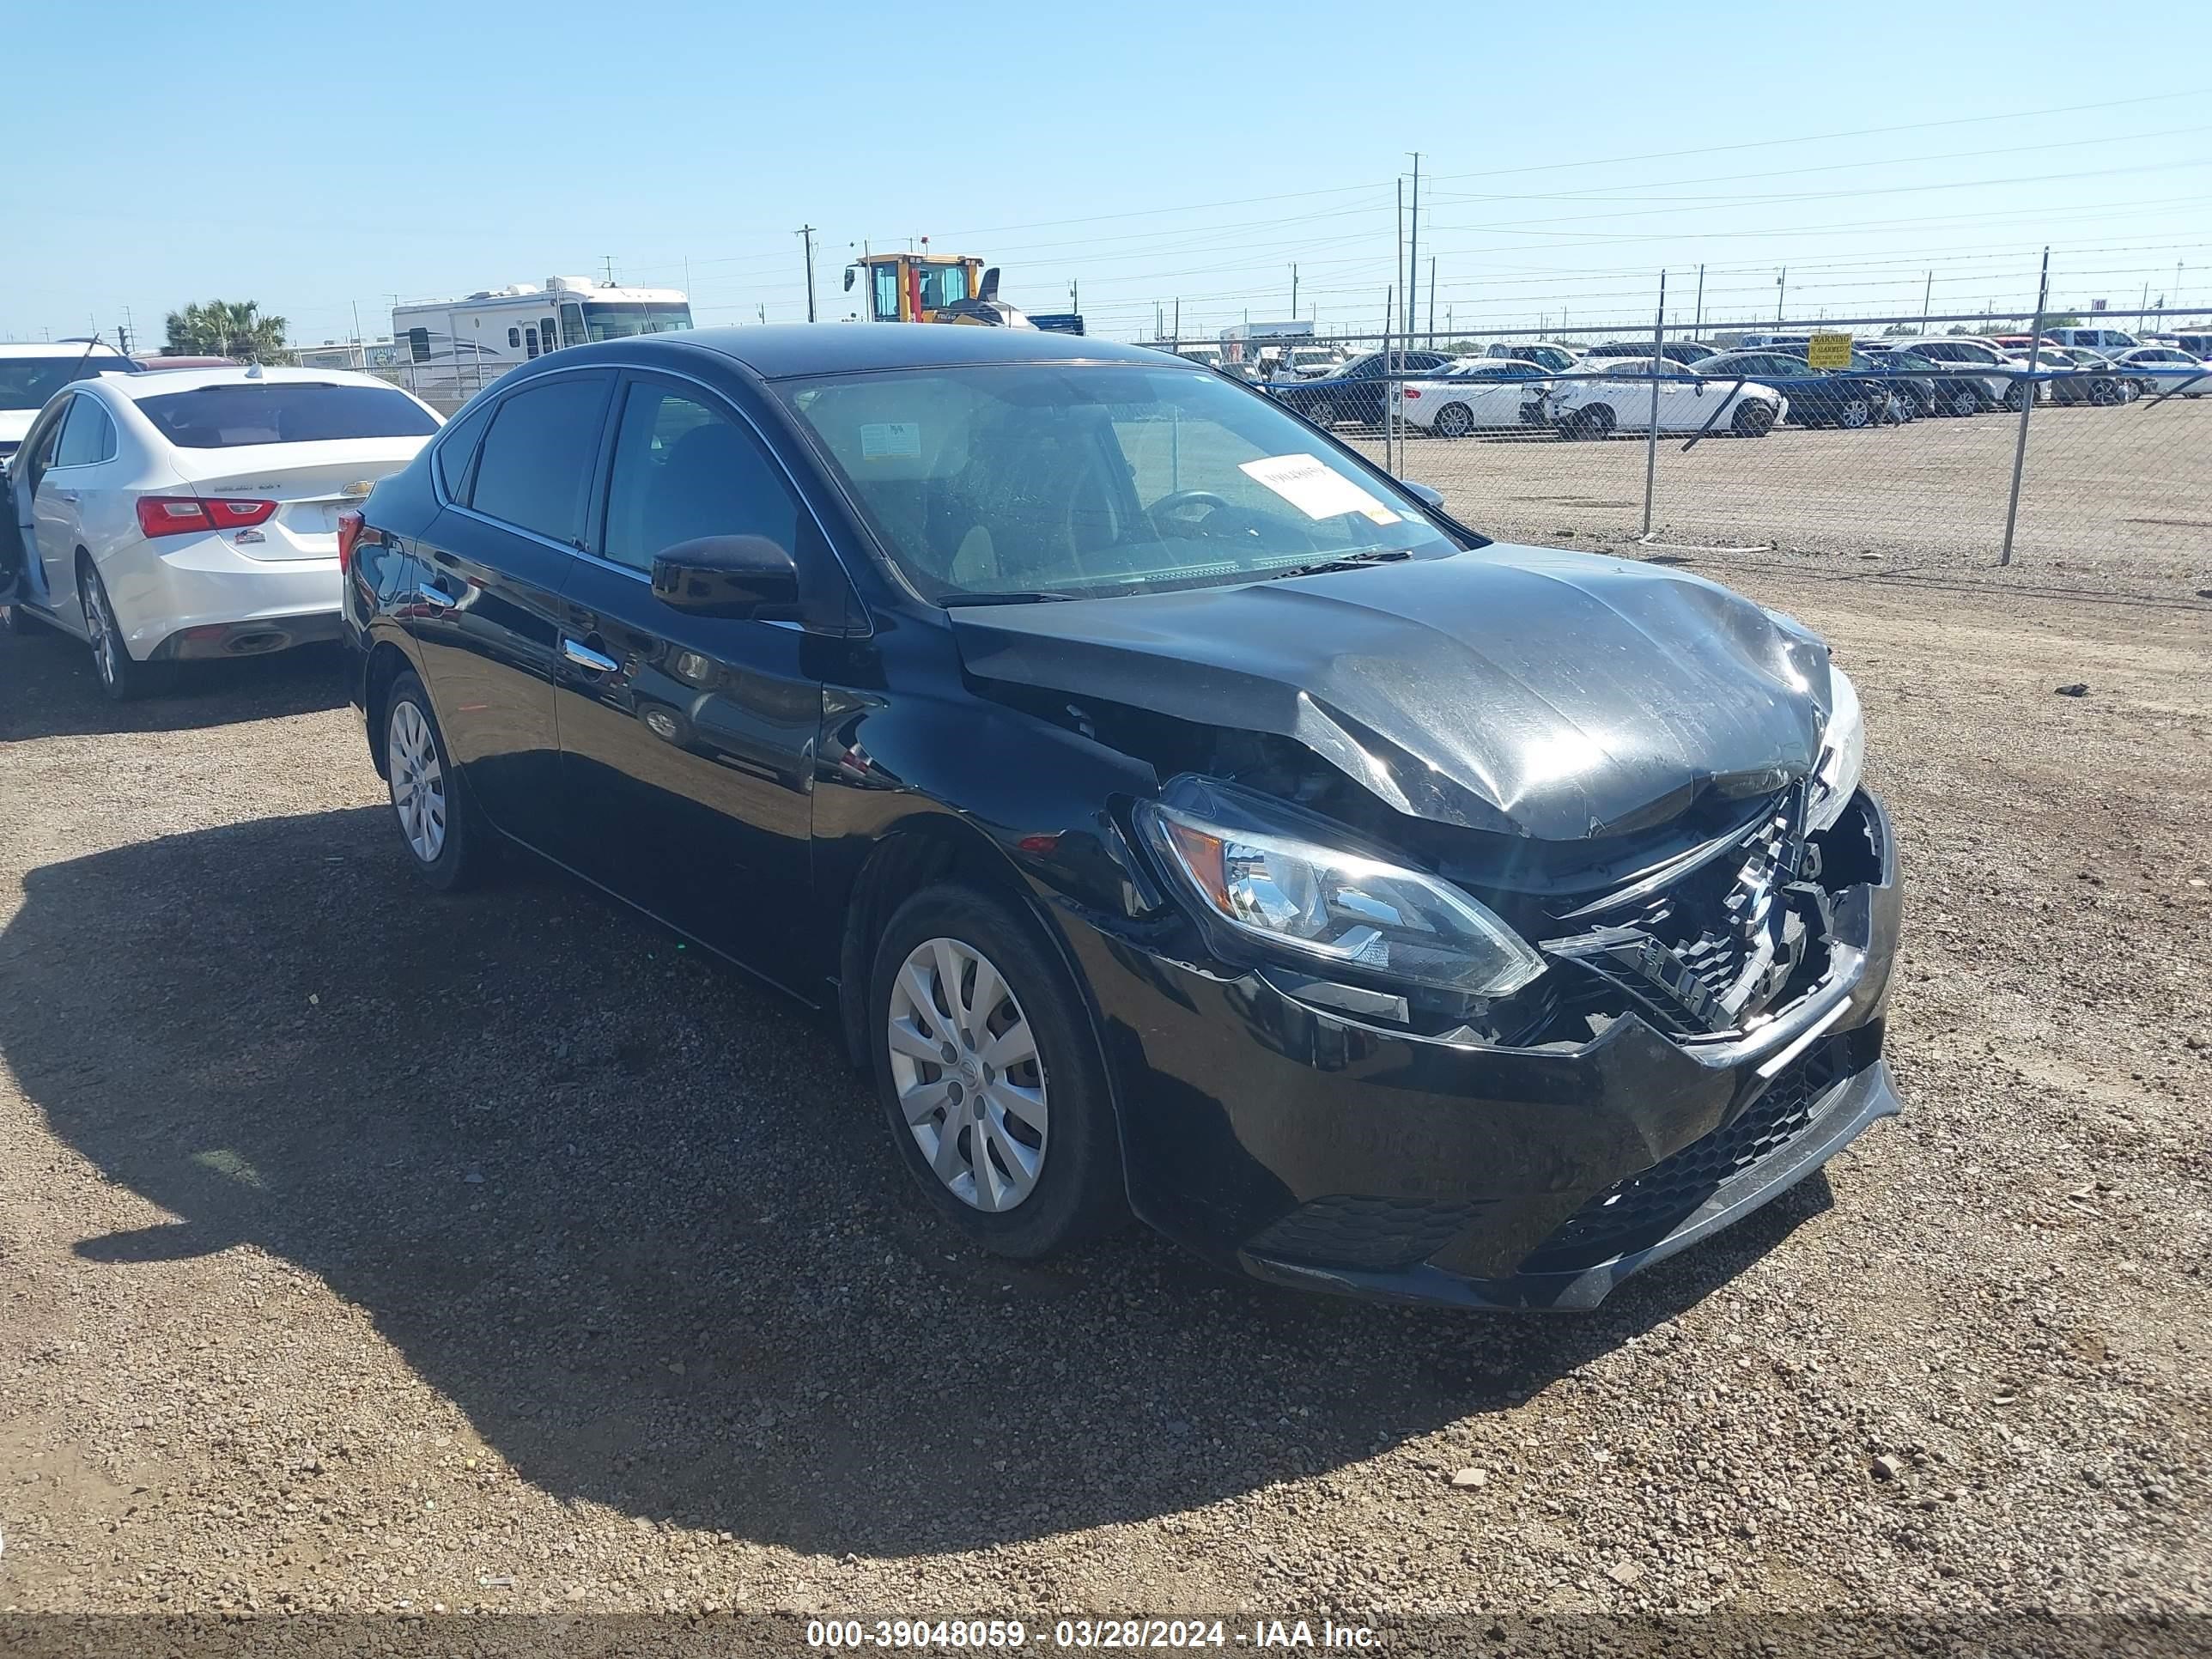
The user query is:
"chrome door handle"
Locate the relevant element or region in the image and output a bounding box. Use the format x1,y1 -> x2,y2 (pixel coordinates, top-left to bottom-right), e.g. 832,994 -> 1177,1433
412,580 -> 454,610
53,491 -> 77,503
562,637 -> 618,673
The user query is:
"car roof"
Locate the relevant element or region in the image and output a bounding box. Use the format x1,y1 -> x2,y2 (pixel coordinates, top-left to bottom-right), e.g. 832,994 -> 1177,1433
0,339 -> 132,359
620,323 -> 1176,380
94,364 -> 408,402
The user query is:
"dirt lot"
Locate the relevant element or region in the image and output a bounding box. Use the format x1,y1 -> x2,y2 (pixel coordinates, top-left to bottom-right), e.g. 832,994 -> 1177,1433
1,552 -> 2208,1640
1359,394 -> 2212,596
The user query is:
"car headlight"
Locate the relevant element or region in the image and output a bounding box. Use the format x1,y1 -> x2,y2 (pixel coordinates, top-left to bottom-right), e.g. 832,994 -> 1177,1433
1807,665 -> 1865,832
1137,790 -> 1547,997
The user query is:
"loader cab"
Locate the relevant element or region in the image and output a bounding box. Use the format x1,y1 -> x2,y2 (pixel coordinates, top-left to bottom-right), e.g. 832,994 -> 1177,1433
846,252 -> 987,323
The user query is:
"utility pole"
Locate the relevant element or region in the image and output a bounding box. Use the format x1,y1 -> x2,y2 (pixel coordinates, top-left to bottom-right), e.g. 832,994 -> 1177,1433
349,301 -> 362,345
1428,255 -> 1437,339
1172,297 -> 1180,346
797,226 -> 818,323
1406,152 -> 1421,348
603,255 -> 616,285
1775,265 -> 1787,325
1692,264 -> 1705,336
1290,263 -> 1298,316
1069,279 -> 1079,314
1921,270 -> 1934,337
118,306 -> 134,356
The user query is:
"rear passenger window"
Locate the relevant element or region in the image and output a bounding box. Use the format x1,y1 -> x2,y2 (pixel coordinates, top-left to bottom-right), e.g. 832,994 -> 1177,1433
433,397 -> 496,499
465,374 -> 612,545
52,397 -> 116,467
600,380 -> 800,573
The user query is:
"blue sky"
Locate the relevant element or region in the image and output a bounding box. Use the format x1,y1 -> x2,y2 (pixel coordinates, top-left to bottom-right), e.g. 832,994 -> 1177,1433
3,0 -> 2208,347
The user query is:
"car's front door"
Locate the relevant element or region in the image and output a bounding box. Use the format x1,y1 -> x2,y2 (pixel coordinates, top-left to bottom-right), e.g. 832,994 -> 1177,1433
27,393 -> 117,622
551,371 -> 837,979
410,368 -> 617,837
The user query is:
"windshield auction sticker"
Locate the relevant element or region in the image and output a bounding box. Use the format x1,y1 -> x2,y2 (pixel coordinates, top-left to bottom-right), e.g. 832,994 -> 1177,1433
860,422 -> 923,461
1238,454 -> 1401,525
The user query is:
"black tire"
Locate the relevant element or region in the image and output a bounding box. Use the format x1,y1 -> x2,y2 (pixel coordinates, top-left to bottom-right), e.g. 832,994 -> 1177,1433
2003,382 -> 2032,413
868,881 -> 1125,1260
382,670 -> 483,891
1836,396 -> 1872,429
77,559 -> 163,702
2090,378 -> 2124,407
1433,402 -> 1476,440
1731,399 -> 1777,438
1305,398 -> 1336,430
1947,386 -> 1984,418
1559,404 -> 1613,441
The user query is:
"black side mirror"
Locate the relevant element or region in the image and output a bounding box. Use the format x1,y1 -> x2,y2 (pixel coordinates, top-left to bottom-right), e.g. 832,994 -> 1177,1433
651,535 -> 799,619
1398,479 -> 1445,512
842,266 -> 857,293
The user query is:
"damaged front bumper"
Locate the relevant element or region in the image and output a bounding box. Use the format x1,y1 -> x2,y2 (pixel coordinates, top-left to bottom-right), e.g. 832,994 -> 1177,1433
1064,791 -> 1903,1312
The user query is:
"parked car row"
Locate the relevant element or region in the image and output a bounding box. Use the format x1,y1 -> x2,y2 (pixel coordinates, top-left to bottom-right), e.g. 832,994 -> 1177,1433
1249,332 -> 2208,439
2,322 -> 1906,1315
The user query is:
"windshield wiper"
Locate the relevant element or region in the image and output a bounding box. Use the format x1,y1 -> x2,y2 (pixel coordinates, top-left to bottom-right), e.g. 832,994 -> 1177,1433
940,590 -> 1079,607
1259,547 -> 1416,581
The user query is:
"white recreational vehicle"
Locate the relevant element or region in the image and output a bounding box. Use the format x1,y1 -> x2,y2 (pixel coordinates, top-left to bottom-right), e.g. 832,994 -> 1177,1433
388,276 -> 692,404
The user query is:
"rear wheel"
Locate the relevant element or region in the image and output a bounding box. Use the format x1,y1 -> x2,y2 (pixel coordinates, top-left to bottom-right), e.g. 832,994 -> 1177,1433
1731,399 -> 1777,438
869,882 -> 1124,1259
2002,381 -> 2032,413
1836,396 -> 1872,429
1432,402 -> 1476,440
1559,404 -> 1614,441
1304,398 -> 1337,430
384,671 -> 483,890
1947,386 -> 1984,418
2090,378 -> 2124,407
78,560 -> 161,702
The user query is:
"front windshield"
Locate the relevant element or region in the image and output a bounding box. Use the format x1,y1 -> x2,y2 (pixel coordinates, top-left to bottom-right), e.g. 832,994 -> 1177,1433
579,302 -> 693,340
781,363 -> 1464,604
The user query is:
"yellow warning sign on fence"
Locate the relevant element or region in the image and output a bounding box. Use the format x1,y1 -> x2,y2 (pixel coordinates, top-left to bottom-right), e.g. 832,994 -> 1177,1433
1807,331 -> 1853,369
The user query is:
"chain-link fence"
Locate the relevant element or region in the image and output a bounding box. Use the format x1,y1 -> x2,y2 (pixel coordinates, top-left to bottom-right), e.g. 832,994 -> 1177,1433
1155,303 -> 2212,584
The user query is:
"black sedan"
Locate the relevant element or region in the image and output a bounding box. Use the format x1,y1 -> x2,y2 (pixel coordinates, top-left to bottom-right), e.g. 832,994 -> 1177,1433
1264,348 -> 1455,428
339,325 -> 1902,1311
1694,349 -> 1903,428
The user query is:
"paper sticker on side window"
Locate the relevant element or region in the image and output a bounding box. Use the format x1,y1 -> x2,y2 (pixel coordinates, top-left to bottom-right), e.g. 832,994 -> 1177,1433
1238,453 -> 1401,525
860,422 -> 921,461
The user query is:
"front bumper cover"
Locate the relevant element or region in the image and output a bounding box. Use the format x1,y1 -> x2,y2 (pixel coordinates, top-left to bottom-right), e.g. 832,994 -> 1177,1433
1063,791 -> 1903,1311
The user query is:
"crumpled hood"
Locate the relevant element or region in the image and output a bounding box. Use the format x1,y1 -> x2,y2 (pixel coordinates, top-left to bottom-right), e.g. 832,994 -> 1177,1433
950,545 -> 1834,841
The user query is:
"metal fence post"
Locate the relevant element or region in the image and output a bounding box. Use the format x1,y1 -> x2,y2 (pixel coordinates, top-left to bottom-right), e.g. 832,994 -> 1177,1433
1642,270 -> 1667,541
1999,246 -> 2050,568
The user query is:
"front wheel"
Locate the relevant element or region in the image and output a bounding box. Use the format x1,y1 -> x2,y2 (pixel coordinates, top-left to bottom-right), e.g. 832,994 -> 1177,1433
2003,382 -> 2032,413
1947,386 -> 1984,417
1836,396 -> 1872,429
1559,404 -> 1614,441
1304,398 -> 1337,430
1731,399 -> 1777,438
384,671 -> 483,890
869,882 -> 1124,1258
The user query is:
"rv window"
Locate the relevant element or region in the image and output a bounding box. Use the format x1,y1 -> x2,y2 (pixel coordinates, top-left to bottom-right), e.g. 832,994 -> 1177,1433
508,328 -> 521,349
525,328 -> 539,360
560,305 -> 585,347
408,328 -> 430,364
541,317 -> 559,354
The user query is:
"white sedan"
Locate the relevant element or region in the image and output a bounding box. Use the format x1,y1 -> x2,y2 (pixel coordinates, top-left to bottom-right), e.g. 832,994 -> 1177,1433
1395,360 -> 1553,436
1538,356 -> 1788,439
4,366 -> 441,699
2111,346 -> 2211,398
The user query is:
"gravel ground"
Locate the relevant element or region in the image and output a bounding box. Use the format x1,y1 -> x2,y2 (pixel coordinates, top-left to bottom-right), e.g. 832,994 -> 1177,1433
0,557 -> 2208,1642
1360,394 -> 2212,597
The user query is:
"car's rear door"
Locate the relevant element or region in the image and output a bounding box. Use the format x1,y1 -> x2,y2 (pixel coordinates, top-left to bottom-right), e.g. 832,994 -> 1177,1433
551,369 -> 837,980
409,368 -> 616,838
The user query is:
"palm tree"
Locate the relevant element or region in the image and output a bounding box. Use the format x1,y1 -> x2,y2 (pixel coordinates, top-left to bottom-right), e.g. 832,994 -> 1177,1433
162,300 -> 292,363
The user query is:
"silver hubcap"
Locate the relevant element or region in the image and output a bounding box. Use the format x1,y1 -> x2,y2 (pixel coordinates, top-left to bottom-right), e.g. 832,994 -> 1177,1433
387,701 -> 447,865
1841,401 -> 1868,428
82,583 -> 117,684
886,937 -> 1047,1212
